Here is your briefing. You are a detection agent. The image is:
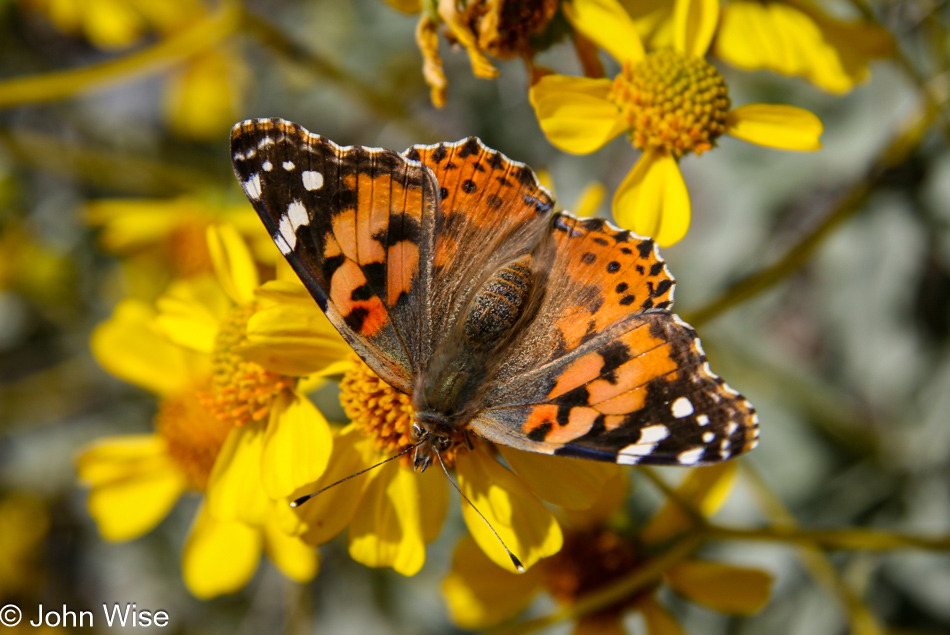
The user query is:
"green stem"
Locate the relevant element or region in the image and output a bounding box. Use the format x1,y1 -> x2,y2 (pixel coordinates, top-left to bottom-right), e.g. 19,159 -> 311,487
487,530 -> 705,635
638,466 -> 709,528
707,524 -> 950,552
0,1 -> 240,109
684,103 -> 940,327
741,461 -> 885,634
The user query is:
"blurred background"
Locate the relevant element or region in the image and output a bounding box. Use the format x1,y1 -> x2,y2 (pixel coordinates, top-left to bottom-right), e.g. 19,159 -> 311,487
1,0 -> 949,633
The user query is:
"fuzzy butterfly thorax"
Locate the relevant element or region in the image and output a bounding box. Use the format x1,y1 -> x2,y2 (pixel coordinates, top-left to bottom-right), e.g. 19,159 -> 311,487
231,118 -> 759,471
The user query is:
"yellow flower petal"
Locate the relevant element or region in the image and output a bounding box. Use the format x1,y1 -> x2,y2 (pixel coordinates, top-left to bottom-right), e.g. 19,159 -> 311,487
573,182 -> 606,218
639,596 -> 687,635
207,224 -> 258,306
242,291 -> 351,376
442,536 -> 544,629
665,559 -> 772,615
673,0 -> 718,57
713,1 -> 893,94
530,74 -> 627,155
154,276 -> 230,353
206,424 -> 269,526
263,510 -> 319,582
85,198 -> 192,252
726,104 -> 823,151
287,425 -> 376,545
564,0 -> 645,64
418,464 -> 449,543
613,150 -> 690,247
499,446 -> 623,510
349,461 -> 426,576
562,469 -> 630,530
77,435 -> 187,542
260,390 -> 333,499
455,445 -> 563,572
641,462 -> 736,545
182,504 -> 261,599
91,299 -> 196,396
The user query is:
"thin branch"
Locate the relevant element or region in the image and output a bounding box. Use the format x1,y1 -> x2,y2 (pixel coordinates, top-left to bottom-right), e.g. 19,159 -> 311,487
684,102 -> 940,327
707,524 -> 950,552
239,10 -> 440,143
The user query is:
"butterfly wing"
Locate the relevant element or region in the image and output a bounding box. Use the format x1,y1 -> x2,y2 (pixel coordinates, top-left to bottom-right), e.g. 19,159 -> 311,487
230,118 -> 439,392
472,213 -> 759,465
405,138 -> 554,342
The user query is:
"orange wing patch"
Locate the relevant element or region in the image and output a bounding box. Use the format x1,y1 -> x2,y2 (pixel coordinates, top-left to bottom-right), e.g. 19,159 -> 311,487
549,215 -> 674,352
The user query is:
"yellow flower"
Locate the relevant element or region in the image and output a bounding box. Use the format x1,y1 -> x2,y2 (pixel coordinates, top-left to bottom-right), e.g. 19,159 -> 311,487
712,0 -> 894,95
270,342 -> 623,576
77,225 -> 347,598
443,463 -> 772,633
85,194 -> 274,299
19,0 -> 245,139
530,0 -> 823,246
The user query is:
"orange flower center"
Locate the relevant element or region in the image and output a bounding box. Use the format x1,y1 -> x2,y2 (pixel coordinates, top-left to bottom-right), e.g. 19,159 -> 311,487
201,304 -> 296,428
156,389 -> 232,490
542,528 -> 648,612
609,50 -> 731,159
339,355 -> 459,467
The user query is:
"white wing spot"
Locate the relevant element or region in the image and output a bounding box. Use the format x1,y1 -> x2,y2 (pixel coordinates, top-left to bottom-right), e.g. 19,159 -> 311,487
697,414 -> 710,426
233,151 -> 245,161
278,216 -> 296,252
262,160 -> 273,172
726,422 -> 738,436
672,397 -> 694,418
287,200 -> 309,230
282,161 -> 295,171
639,424 -> 669,444
258,137 -> 274,149
273,232 -> 292,255
677,447 -> 704,465
244,173 -> 262,201
302,170 -> 324,191
702,431 -> 715,443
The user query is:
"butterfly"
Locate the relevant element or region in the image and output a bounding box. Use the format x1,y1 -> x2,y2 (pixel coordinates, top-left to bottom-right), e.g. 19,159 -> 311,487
231,118 -> 759,472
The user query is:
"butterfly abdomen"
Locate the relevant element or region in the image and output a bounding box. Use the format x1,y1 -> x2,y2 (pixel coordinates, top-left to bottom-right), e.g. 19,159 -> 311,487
462,255 -> 534,351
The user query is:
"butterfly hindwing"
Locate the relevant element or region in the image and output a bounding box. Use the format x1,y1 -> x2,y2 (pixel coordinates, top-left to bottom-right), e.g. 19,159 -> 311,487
474,213 -> 759,465
231,118 -> 439,392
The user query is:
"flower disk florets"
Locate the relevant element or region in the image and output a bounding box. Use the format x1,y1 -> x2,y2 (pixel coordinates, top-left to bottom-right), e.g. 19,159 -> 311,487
610,50 -> 731,158
203,304 -> 295,427
340,356 -> 460,467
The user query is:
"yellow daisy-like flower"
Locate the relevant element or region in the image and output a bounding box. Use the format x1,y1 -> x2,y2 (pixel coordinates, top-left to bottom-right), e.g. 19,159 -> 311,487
86,194 -> 275,299
77,225 -> 348,598
256,280 -> 625,574
443,463 -> 772,633
530,0 -> 823,246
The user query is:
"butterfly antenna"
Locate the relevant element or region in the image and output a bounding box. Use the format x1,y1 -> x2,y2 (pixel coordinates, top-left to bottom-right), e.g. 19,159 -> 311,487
290,442 -> 420,508
434,450 -> 525,573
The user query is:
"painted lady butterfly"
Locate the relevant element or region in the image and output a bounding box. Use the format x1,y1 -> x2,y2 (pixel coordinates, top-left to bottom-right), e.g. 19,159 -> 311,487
231,118 -> 759,471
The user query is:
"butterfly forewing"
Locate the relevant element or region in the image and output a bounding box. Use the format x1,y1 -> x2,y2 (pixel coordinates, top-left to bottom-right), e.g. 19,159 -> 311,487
230,118 -> 439,392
